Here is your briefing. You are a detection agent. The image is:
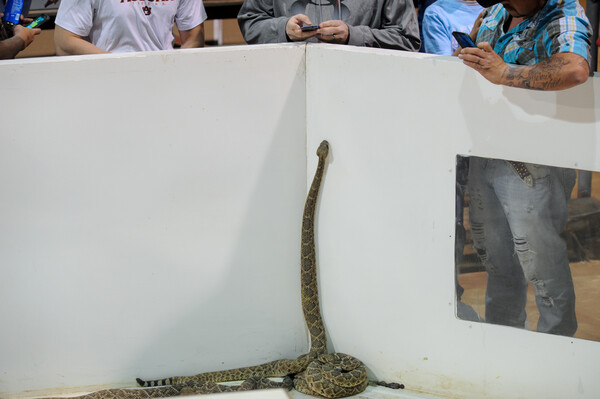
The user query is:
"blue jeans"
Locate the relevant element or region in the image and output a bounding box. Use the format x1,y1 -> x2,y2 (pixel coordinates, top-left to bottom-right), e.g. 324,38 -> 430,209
468,157 -> 577,336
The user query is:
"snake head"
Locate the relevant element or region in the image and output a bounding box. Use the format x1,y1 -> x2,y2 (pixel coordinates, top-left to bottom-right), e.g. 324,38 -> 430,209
316,140 -> 329,159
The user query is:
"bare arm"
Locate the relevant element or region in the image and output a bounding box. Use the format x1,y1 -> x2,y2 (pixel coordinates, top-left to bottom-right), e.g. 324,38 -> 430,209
0,35 -> 25,59
0,25 -> 40,59
179,23 -> 205,48
54,25 -> 108,56
500,53 -> 589,90
459,42 -> 590,91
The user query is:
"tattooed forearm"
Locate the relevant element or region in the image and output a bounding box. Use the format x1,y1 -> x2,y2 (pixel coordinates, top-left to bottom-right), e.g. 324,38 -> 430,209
502,57 -> 568,90
500,53 -> 589,91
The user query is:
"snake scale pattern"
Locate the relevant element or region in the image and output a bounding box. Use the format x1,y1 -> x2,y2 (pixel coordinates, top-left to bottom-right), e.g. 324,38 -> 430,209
37,377 -> 292,399
37,140 -> 368,399
137,141 -> 368,398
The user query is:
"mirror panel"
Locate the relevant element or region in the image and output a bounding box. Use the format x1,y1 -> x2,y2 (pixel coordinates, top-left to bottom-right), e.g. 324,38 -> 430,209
456,155 -> 600,341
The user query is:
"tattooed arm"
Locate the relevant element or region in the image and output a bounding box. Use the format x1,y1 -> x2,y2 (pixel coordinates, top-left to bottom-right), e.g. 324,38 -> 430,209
458,42 -> 590,91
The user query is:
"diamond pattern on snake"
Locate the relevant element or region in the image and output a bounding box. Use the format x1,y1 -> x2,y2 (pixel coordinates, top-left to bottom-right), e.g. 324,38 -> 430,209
137,140 -> 369,398
35,141 -> 368,399
36,377 -> 293,399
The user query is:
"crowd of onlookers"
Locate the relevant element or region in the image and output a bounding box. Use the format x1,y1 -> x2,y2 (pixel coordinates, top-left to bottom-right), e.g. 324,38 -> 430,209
0,0 -> 597,66
0,0 -> 598,336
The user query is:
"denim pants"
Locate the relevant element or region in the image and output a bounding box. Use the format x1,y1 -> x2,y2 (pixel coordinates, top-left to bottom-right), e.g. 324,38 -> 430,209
468,157 -> 577,336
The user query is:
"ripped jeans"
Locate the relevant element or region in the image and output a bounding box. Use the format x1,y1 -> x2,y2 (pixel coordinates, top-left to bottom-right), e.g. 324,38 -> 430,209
468,157 -> 577,336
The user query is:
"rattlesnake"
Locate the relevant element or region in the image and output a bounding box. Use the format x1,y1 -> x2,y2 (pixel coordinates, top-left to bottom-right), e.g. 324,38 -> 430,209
34,141 -> 368,399
36,377 -> 293,399
137,140 -> 368,398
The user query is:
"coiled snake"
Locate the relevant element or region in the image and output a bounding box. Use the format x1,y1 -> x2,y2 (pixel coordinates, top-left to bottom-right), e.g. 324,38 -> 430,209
38,141 -> 368,399
137,140 -> 368,398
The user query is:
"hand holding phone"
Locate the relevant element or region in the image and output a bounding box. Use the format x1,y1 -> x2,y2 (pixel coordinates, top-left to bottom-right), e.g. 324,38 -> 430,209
452,31 -> 476,48
27,14 -> 50,29
301,24 -> 319,32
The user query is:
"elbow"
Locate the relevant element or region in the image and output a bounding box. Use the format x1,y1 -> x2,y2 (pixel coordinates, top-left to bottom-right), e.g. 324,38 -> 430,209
54,28 -> 70,56
54,25 -> 83,56
562,58 -> 591,89
559,67 -> 589,90
54,44 -> 69,57
569,67 -> 589,86
179,24 -> 205,49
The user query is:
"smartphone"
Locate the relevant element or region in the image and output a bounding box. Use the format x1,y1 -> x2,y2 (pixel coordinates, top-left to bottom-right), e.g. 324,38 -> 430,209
452,31 -> 476,48
26,14 -> 50,29
301,24 -> 319,32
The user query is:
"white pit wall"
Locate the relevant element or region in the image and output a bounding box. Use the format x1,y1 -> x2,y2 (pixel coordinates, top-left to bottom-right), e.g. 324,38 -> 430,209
0,44 -> 308,397
306,44 -> 600,399
1,43 -> 599,399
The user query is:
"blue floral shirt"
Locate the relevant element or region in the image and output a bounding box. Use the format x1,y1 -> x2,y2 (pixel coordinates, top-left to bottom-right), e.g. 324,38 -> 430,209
476,0 -> 592,65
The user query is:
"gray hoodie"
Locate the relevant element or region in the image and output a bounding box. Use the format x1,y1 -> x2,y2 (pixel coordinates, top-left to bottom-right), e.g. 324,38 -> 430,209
237,0 -> 421,51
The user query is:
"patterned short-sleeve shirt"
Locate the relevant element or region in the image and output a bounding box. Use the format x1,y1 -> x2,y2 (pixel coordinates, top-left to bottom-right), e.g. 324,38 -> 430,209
476,0 -> 592,65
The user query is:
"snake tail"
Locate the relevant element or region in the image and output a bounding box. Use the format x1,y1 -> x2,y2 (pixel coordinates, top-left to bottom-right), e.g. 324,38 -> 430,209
135,378 -> 172,388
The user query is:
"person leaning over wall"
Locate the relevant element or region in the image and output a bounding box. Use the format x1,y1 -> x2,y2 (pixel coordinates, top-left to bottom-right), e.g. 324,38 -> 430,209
0,0 -> 51,60
456,0 -> 592,336
458,0 -> 592,90
237,0 -> 420,51
0,23 -> 39,59
53,0 -> 207,55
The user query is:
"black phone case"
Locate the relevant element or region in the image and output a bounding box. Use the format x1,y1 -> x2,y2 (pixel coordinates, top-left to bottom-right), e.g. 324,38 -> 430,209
452,31 -> 476,48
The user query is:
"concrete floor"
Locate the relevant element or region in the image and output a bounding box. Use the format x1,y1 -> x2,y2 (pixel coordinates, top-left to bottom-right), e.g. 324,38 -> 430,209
289,385 -> 444,399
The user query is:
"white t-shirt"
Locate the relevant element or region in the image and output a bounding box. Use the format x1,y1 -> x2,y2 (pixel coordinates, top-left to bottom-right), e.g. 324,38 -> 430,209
55,0 -> 207,53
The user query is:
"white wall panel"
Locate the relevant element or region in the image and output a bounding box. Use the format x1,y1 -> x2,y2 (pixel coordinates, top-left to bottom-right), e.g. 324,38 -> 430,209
1,42 -> 599,399
306,44 -> 600,399
0,44 -> 308,397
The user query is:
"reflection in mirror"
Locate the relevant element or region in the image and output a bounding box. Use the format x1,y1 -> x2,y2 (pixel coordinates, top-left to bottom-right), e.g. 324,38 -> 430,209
455,155 -> 600,341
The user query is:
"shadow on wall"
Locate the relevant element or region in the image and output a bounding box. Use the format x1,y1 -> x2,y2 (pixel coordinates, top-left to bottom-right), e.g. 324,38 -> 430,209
126,82 -> 309,385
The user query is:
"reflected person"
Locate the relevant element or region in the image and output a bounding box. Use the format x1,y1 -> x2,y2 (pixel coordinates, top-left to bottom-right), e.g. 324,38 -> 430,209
237,0 -> 420,51
457,0 -> 592,335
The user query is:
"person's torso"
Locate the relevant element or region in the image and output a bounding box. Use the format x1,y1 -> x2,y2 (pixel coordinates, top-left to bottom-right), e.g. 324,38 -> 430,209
272,0 -> 389,27
425,0 -> 483,54
476,0 -> 591,65
91,0 -> 180,53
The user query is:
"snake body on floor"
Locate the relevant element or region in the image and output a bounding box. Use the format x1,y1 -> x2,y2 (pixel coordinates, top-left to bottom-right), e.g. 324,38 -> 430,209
37,377 -> 292,399
37,141 -> 367,399
137,140 -> 368,398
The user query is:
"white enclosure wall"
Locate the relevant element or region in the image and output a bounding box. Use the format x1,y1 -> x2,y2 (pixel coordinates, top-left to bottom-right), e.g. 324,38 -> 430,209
1,44 -> 599,399
306,45 -> 600,399
0,45 -> 308,397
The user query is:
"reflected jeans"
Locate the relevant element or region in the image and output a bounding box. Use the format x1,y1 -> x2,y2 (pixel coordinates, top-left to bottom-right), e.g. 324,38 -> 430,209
468,157 -> 577,336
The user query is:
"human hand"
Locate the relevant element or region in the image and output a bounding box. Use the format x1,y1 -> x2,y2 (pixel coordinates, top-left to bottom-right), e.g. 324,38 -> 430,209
286,14 -> 319,41
316,20 -> 349,44
20,15 -> 34,25
13,24 -> 41,49
0,12 -> 32,24
458,42 -> 509,85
